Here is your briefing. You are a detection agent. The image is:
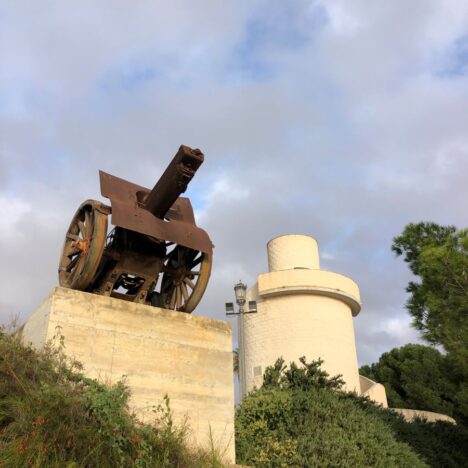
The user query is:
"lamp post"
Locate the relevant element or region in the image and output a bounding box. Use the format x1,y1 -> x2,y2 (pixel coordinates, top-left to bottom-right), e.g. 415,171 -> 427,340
226,281 -> 257,400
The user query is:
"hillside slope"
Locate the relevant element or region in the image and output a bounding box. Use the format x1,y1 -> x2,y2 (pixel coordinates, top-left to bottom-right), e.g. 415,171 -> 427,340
0,328 -> 224,467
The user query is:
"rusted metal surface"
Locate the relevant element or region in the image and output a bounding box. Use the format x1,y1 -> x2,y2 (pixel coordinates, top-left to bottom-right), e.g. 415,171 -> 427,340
59,200 -> 108,291
58,145 -> 213,313
99,171 -> 211,254
143,145 -> 204,218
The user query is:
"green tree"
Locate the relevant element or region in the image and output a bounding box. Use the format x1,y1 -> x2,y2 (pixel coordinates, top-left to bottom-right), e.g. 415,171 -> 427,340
391,222 -> 468,361
392,223 -> 468,423
360,344 -> 456,417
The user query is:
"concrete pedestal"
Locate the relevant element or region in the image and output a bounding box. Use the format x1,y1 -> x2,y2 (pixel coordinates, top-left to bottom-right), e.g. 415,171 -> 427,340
21,287 -> 235,463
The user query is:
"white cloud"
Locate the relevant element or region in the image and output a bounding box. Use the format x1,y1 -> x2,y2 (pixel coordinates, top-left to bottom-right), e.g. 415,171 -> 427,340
0,196 -> 31,242
1,0 -> 467,365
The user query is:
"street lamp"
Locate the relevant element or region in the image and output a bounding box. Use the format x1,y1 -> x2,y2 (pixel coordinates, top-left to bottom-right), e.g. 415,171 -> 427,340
225,280 -> 257,400
226,280 -> 257,316
234,281 -> 246,312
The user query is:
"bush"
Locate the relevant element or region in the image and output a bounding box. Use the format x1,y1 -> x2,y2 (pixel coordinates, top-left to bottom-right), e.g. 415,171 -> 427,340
351,395 -> 468,468
0,327 -> 224,467
236,386 -> 425,467
235,357 -> 468,467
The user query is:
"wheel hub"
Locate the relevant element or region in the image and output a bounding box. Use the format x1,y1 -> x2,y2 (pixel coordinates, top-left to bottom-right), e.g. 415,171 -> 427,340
71,238 -> 90,253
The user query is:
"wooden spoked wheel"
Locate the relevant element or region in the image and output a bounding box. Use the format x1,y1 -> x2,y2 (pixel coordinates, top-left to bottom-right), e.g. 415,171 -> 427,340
59,200 -> 108,291
160,245 -> 211,313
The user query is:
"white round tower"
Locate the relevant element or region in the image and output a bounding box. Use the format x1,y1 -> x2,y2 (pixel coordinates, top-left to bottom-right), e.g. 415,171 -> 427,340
242,234 -> 361,395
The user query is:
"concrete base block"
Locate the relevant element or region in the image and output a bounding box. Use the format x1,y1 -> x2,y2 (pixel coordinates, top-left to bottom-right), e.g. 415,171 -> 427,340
21,287 -> 235,463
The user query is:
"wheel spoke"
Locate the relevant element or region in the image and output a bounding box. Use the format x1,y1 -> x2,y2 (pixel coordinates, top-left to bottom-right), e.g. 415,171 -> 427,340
78,220 -> 86,237
169,288 -> 176,309
163,246 -> 176,260
157,246 -> 210,313
67,247 -> 82,257
184,277 -> 195,290
181,283 -> 189,302
63,241 -> 75,254
66,255 -> 80,272
190,255 -> 203,269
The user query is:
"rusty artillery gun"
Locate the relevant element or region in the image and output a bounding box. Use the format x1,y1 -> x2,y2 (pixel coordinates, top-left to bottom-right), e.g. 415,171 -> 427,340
58,145 -> 212,313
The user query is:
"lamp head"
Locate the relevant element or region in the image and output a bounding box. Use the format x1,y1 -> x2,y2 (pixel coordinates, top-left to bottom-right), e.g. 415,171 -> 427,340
234,280 -> 247,306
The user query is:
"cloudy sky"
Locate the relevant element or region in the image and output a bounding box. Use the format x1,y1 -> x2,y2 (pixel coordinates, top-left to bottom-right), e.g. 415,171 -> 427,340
1,0 -> 467,366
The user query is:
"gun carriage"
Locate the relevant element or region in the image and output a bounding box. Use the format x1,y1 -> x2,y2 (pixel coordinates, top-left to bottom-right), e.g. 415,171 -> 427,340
58,145 -> 212,313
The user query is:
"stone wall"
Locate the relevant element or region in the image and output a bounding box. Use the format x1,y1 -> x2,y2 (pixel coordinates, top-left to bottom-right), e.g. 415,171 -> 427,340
359,375 -> 388,408
391,408 -> 456,424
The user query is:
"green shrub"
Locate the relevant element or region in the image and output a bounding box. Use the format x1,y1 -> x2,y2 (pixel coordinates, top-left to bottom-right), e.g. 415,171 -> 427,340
262,356 -> 345,391
350,395 -> 468,468
236,386 -> 425,467
236,357 -> 468,467
0,327 -> 225,467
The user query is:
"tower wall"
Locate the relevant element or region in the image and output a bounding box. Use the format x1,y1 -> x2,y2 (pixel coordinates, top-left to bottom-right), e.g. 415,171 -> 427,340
243,234 -> 361,395
267,234 -> 320,271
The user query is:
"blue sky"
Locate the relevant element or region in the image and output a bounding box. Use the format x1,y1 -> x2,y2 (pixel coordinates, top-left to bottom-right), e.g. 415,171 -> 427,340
1,0 -> 467,366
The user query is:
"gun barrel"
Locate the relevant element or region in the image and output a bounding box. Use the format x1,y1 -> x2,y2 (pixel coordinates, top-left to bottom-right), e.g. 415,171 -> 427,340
143,145 -> 204,219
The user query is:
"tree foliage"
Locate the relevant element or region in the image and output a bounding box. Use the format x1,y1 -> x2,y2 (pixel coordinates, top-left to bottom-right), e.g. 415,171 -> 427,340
360,344 -> 457,419
391,222 -> 468,362
351,392 -> 468,468
262,356 -> 345,391
391,222 -> 468,425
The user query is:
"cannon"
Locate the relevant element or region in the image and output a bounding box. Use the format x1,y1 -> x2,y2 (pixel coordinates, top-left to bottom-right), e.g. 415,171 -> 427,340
58,145 -> 212,313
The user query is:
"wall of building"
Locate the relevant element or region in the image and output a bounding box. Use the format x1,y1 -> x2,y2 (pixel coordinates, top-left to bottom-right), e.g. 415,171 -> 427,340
242,234 -> 362,395
21,287 -> 235,463
244,291 -> 361,393
359,375 -> 388,408
267,234 -> 320,271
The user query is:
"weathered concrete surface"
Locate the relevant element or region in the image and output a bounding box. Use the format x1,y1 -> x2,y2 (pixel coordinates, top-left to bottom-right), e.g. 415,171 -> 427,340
22,287 -> 235,463
391,408 -> 456,424
359,375 -> 388,408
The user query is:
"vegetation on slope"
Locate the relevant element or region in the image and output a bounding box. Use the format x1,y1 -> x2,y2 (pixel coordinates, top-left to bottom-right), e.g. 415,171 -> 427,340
0,327 -> 224,468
